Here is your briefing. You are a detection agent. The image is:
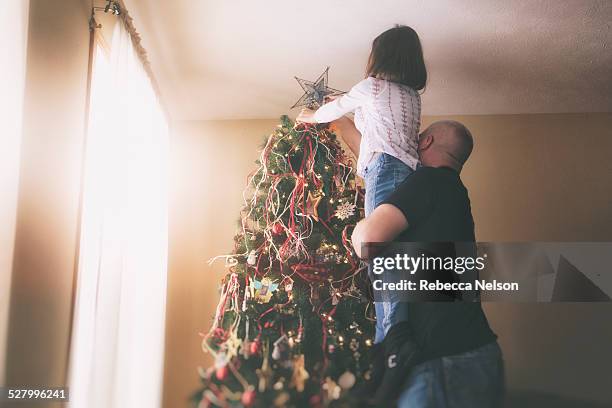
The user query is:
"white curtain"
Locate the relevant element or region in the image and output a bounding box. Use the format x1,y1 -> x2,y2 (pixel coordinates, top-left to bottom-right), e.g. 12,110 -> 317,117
68,20 -> 168,408
0,0 -> 29,385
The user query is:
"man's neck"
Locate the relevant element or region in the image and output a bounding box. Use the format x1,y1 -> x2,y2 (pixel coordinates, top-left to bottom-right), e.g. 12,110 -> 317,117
421,158 -> 461,173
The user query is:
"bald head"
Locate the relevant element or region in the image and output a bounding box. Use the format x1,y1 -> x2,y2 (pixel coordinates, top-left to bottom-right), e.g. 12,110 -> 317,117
417,120 -> 473,171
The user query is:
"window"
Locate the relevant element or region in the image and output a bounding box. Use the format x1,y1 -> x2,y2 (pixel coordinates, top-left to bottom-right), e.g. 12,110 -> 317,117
68,20 -> 168,408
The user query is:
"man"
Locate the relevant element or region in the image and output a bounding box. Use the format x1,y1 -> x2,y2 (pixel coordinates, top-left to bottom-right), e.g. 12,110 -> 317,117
351,121 -> 504,407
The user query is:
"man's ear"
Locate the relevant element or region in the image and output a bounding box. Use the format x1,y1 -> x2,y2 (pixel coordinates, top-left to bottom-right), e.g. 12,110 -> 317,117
418,133 -> 434,152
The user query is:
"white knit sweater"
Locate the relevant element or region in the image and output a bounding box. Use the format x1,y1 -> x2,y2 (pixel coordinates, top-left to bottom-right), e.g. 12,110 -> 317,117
314,76 -> 421,176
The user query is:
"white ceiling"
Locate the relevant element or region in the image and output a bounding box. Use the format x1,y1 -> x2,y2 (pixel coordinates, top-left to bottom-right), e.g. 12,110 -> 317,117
125,0 -> 612,120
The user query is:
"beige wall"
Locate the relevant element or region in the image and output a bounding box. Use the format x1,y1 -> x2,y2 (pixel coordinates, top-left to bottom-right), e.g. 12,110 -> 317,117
424,113 -> 612,405
445,113 -> 612,242
166,113 -> 612,407
3,2 -> 90,406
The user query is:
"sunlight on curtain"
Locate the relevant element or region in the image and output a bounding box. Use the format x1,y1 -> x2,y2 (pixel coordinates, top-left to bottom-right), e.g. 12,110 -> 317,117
68,20 -> 168,408
0,0 -> 29,385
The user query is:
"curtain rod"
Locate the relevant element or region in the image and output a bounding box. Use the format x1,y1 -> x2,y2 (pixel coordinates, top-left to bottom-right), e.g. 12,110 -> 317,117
90,0 -> 170,119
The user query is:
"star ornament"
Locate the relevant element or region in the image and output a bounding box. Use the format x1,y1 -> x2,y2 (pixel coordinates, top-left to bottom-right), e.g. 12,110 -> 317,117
305,191 -> 323,221
291,67 -> 345,109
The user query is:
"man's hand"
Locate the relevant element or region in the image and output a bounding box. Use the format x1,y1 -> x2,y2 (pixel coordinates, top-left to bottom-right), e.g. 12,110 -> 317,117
351,204 -> 409,259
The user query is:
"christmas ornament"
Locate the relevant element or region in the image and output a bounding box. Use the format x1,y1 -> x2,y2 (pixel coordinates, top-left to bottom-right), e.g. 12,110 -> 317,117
271,222 -> 284,235
322,377 -> 341,400
334,201 -> 357,220
224,330 -> 242,359
305,190 -> 323,221
349,338 -> 359,352
310,284 -> 321,311
241,387 -> 256,407
246,249 -> 257,265
214,352 -> 229,369
291,67 -> 345,109
242,319 -> 252,358
272,335 -> 288,361
248,338 -> 260,355
346,282 -> 361,298
273,379 -> 285,390
271,347 -> 282,361
215,365 -> 228,381
242,340 -> 251,359
249,277 -> 279,303
274,392 -> 290,407
242,287 -> 250,311
256,343 -> 273,392
281,275 -> 293,290
338,370 -> 356,390
290,354 -> 310,392
330,287 -> 342,305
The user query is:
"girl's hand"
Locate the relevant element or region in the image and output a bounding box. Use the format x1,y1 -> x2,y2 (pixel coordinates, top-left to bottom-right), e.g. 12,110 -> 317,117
296,108 -> 317,123
324,94 -> 342,103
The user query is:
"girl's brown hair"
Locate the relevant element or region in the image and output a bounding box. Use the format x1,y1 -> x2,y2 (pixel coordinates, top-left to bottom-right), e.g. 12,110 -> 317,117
366,25 -> 427,91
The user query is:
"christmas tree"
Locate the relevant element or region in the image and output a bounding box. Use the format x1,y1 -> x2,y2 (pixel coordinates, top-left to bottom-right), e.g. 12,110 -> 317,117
193,116 -> 376,408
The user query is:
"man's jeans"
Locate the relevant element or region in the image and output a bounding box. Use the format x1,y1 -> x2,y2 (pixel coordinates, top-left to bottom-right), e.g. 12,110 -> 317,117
398,341 -> 505,408
363,152 -> 414,343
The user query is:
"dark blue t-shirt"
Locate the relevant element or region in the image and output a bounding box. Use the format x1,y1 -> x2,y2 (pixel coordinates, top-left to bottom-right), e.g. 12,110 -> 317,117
381,166 -> 497,361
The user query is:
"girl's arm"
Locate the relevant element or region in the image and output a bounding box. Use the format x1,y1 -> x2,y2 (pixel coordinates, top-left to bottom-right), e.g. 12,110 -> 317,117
315,78 -> 370,122
296,78 -> 372,123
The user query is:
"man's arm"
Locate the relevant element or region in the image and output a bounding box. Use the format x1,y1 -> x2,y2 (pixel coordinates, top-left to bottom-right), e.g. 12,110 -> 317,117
351,204 -> 408,259
332,115 -> 361,157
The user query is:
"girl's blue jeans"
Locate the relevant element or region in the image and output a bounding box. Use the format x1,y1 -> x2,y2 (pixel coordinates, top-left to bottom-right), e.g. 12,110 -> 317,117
363,152 -> 414,344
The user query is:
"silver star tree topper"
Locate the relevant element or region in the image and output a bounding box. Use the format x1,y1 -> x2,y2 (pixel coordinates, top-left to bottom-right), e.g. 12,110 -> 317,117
291,67 -> 345,109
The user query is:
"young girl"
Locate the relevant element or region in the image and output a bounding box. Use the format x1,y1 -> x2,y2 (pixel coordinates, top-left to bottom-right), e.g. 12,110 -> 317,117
297,25 -> 427,344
